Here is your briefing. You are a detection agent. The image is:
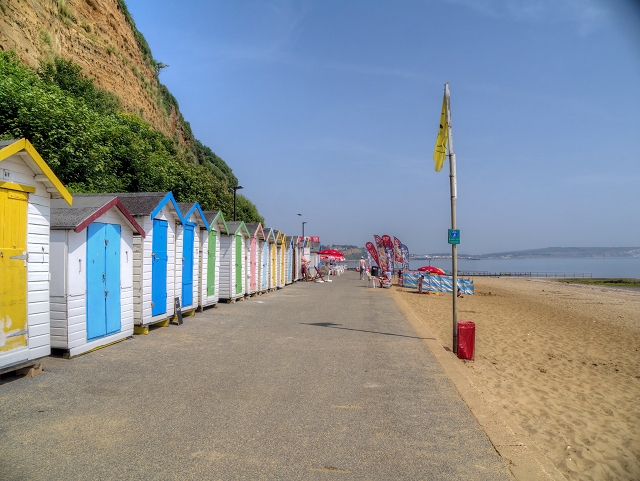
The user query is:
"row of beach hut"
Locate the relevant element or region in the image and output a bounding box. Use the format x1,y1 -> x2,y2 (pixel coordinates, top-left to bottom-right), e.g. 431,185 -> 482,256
0,139 -> 309,374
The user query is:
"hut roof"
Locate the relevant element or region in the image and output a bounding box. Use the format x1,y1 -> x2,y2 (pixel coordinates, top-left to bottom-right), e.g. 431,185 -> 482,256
0,139 -> 72,205
51,194 -> 145,235
225,221 -> 250,237
262,227 -> 275,242
177,202 -> 209,230
202,210 -> 228,233
115,192 -> 180,219
244,222 -> 265,240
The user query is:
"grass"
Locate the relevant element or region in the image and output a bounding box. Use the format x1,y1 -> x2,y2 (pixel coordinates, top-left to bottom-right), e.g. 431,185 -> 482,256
561,278 -> 640,288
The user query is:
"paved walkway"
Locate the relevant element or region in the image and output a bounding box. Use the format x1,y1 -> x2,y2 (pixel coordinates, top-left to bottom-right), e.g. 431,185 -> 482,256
0,272 -> 513,480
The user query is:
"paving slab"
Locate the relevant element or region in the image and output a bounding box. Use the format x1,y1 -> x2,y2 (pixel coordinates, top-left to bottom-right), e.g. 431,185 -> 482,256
0,272 -> 513,480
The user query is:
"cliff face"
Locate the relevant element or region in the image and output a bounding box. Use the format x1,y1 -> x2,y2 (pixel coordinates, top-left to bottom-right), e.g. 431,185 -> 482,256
0,0 -> 183,140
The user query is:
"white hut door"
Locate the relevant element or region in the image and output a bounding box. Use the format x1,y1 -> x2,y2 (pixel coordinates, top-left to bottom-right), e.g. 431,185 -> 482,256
0,188 -> 28,354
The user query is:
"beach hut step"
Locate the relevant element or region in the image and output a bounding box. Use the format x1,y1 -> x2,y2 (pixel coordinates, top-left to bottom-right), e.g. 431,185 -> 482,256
184,309 -> 196,317
134,325 -> 149,335
0,361 -> 43,379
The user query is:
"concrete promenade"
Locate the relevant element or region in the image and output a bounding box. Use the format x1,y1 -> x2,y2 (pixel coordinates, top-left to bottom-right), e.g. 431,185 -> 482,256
0,272 -> 513,480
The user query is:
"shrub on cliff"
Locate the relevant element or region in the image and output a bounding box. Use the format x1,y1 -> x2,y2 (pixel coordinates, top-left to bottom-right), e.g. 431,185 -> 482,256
0,52 -> 263,223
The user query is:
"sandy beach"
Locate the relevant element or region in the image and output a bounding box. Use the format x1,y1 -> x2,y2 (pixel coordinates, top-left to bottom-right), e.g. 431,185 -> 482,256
395,278 -> 640,481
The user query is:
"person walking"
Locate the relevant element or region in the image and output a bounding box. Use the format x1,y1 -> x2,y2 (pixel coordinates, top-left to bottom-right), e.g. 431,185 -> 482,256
359,256 -> 366,280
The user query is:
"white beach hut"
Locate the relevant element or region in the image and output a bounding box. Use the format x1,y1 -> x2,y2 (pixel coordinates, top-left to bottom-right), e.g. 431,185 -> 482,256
49,195 -> 145,356
261,227 -> 275,292
275,231 -> 286,289
176,203 -> 208,315
200,210 -> 228,309
219,221 -> 250,303
0,139 -> 72,373
116,192 -> 182,334
244,223 -> 265,296
285,236 -> 294,285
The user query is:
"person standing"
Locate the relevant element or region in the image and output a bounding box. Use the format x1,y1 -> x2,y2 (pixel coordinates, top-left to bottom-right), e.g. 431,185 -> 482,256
359,256 -> 366,280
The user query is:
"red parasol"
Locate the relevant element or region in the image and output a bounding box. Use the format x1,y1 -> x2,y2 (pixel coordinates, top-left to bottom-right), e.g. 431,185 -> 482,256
418,265 -> 446,275
318,249 -> 344,257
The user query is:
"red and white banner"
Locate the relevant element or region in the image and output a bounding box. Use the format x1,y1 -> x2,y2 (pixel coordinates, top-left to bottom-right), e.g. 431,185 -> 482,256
373,235 -> 389,272
365,242 -> 379,266
393,236 -> 404,263
382,235 -> 395,270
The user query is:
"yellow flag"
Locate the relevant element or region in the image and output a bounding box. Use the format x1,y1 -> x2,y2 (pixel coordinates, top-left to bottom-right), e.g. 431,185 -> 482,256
433,93 -> 448,172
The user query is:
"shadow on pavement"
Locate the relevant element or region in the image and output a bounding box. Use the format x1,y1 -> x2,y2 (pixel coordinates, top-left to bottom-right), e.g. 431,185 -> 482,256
301,322 -> 434,340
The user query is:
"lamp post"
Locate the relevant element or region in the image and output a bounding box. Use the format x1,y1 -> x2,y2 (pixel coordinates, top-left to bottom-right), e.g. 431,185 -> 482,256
297,214 -> 307,238
233,185 -> 243,221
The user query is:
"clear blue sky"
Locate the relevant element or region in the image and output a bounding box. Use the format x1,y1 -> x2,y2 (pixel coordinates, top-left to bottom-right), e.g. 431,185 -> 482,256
126,0 -> 640,254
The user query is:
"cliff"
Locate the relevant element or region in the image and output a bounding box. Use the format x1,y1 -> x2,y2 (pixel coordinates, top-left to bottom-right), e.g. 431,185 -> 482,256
0,0 -> 183,140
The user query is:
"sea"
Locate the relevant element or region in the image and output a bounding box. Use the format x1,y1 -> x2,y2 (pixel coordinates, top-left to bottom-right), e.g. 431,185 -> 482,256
344,257 -> 640,278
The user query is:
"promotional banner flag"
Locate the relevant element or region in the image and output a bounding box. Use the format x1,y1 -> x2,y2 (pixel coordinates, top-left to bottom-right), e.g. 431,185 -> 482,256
433,92 -> 449,172
373,235 -> 389,272
382,235 -> 395,271
365,242 -> 379,266
393,237 -> 404,263
400,244 -> 410,270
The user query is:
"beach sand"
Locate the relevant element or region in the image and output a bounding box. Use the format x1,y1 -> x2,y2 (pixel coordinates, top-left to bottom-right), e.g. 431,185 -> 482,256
395,278 -> 640,481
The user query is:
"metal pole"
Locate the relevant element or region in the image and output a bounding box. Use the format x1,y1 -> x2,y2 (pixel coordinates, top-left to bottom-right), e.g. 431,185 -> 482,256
445,82 -> 458,355
302,221 -> 307,238
233,189 -> 237,221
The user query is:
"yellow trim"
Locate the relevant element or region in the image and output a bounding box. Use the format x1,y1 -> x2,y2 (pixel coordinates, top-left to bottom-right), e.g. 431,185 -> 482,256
133,325 -> 149,335
0,139 -> 72,205
0,181 -> 36,193
152,319 -> 170,327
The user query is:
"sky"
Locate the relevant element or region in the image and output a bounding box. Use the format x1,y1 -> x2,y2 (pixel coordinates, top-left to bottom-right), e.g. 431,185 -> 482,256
125,0 -> 640,255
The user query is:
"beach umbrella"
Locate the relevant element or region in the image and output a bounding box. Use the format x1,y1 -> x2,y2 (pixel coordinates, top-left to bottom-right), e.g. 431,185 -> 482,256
418,265 -> 446,275
318,249 -> 344,257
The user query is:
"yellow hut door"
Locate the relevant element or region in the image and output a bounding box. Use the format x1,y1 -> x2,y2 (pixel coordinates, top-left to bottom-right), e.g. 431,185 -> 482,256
0,188 -> 28,353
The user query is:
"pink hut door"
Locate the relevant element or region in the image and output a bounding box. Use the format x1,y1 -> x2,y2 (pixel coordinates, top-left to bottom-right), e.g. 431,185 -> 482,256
250,237 -> 257,291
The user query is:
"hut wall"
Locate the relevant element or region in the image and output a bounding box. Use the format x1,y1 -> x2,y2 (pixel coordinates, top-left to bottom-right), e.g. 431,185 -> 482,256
0,156 -> 52,368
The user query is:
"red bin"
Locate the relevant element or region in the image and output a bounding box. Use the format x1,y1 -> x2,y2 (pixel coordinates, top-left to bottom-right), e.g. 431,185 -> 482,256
457,321 -> 475,360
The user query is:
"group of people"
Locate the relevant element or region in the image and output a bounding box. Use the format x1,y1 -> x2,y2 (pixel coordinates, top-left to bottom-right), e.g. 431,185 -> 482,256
358,257 -> 463,297
358,257 -> 392,287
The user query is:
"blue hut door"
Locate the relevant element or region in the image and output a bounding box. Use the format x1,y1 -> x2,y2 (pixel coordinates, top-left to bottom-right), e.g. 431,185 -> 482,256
151,219 -> 168,316
87,223 -> 121,340
182,224 -> 195,307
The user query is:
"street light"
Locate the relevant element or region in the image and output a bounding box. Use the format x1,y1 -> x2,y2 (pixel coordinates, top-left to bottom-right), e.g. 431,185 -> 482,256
233,185 -> 243,221
297,214 -> 306,238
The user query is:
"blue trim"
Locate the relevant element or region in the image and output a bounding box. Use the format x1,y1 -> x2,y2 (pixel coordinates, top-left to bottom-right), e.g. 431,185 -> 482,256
150,192 -> 182,223
183,202 -> 210,231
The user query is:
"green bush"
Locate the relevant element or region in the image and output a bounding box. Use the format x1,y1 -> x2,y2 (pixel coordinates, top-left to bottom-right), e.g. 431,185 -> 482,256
0,51 -> 263,222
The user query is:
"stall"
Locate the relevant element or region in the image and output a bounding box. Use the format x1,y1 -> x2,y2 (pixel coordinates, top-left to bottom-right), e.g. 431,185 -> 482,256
244,223 -> 265,296
49,195 -> 145,356
116,192 -> 182,334
176,203 -> 208,315
201,210 -> 228,309
0,139 -> 72,373
219,221 -> 250,302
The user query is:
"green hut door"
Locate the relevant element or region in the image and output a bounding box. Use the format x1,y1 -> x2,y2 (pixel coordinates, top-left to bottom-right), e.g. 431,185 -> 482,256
207,230 -> 216,296
235,235 -> 243,294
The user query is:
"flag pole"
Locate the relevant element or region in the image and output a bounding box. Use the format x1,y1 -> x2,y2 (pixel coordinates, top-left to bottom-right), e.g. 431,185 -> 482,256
445,82 -> 458,355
